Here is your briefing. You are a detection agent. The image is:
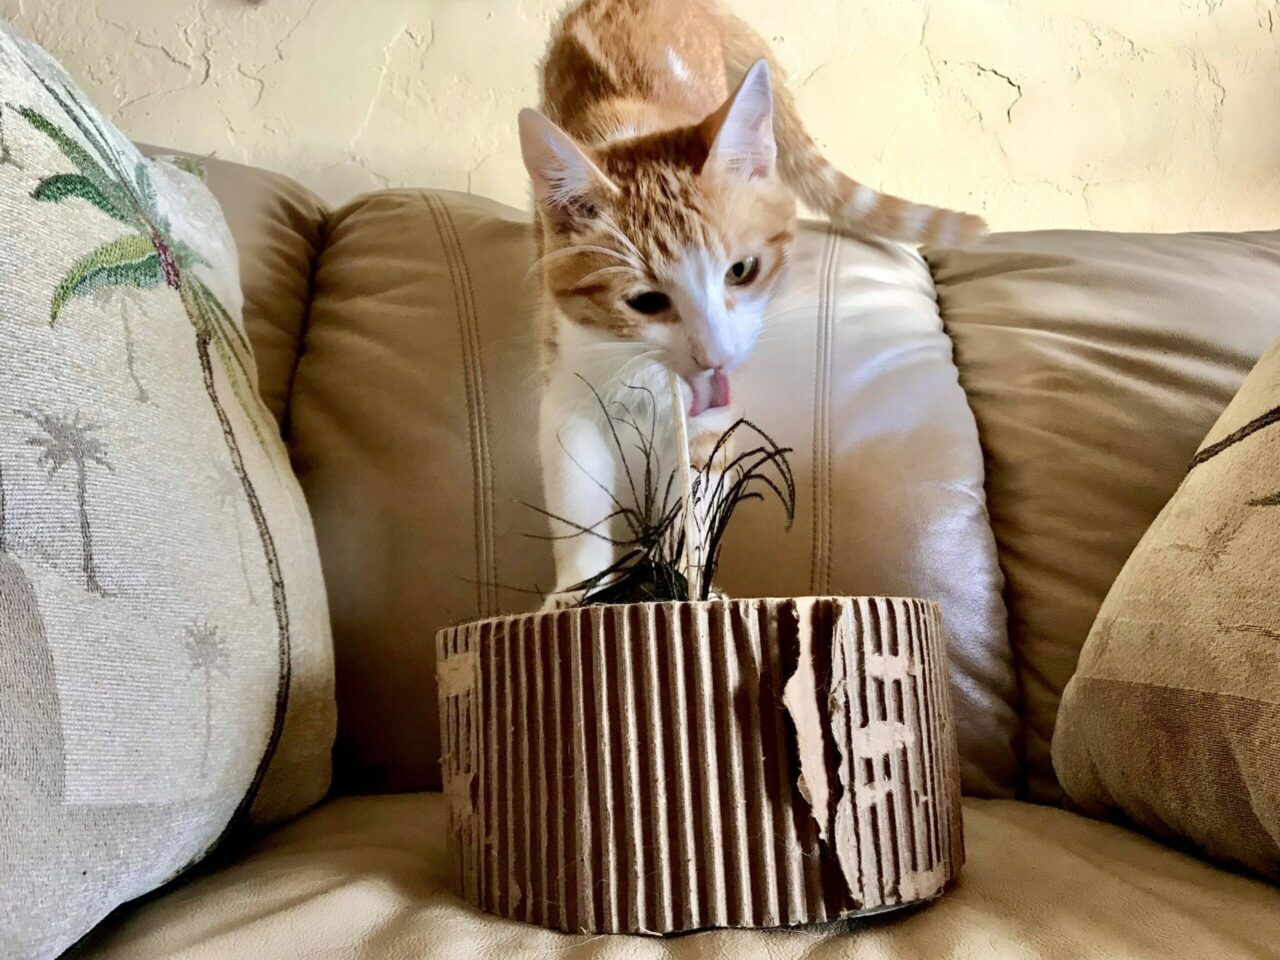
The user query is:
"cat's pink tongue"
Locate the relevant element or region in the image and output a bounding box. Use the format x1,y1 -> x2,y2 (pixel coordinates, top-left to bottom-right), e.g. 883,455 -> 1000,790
688,371 -> 731,417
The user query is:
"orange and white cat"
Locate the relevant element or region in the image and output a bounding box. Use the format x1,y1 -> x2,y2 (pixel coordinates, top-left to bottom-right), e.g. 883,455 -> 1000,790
522,0 -> 985,606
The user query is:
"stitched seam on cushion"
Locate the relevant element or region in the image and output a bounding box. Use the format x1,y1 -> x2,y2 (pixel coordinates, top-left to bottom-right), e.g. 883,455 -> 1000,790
437,200 -> 499,616
809,228 -> 838,595
808,229 -> 831,593
428,194 -> 489,616
425,193 -> 490,617
825,233 -> 842,595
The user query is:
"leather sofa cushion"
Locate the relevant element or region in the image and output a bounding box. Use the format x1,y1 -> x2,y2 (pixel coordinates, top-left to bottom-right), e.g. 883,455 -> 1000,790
288,189 -> 552,793
76,793 -> 1280,959
287,189 -> 1018,797
930,230 -> 1280,800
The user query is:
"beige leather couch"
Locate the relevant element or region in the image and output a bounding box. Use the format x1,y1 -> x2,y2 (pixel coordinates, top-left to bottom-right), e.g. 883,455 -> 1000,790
73,153 -> 1280,958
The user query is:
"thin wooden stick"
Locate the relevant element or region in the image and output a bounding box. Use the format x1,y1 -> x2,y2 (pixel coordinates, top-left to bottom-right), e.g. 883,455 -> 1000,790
668,370 -> 700,599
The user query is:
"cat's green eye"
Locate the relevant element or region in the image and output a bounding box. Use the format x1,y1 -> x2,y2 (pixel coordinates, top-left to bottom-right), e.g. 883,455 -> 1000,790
725,256 -> 760,286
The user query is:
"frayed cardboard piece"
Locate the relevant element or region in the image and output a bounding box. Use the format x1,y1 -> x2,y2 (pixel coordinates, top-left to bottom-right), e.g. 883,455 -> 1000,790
436,596 -> 964,935
781,598 -> 833,842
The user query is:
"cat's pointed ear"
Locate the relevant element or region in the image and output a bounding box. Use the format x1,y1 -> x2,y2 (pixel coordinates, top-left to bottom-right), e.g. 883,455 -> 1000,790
519,109 -> 616,220
702,59 -> 776,179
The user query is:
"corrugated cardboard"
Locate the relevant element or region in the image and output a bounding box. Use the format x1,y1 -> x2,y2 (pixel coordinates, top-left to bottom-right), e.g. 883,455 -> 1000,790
436,596 -> 963,934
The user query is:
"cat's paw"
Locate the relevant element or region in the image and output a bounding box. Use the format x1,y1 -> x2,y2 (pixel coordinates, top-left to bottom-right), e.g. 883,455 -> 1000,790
704,584 -> 731,602
540,591 -> 581,613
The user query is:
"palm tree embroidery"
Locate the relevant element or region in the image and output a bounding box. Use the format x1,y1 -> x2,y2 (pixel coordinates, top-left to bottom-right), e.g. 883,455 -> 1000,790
1189,402 -> 1280,506
10,63 -> 292,843
213,458 -> 258,605
23,410 -> 111,595
182,621 -> 230,777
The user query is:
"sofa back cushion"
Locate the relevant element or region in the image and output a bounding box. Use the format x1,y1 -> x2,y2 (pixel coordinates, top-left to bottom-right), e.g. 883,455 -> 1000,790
0,27 -> 334,960
288,189 -> 1019,797
930,230 -> 1280,800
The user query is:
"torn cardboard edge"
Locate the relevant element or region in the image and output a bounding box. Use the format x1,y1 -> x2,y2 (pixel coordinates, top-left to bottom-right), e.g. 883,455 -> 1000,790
437,596 -> 964,935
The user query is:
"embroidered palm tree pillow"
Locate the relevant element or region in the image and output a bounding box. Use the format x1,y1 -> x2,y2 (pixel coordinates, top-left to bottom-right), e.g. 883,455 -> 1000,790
1054,336 -> 1280,881
0,24 -> 335,959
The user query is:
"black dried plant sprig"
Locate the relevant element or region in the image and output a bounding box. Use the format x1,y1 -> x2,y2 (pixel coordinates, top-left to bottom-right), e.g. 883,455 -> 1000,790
526,378 -> 795,606
523,378 -> 687,604
688,418 -> 797,600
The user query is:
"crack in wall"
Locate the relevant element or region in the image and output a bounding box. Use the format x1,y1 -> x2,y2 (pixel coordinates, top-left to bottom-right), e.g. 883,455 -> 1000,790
465,151 -> 500,193
237,63 -> 265,110
938,59 -> 1023,123
1067,18 -> 1152,59
346,24 -> 408,154
98,0 -> 214,112
100,17 -> 193,71
1198,54 -> 1227,111
274,0 -> 322,65
969,62 -> 1023,122
874,116 -> 906,168
235,0 -> 328,123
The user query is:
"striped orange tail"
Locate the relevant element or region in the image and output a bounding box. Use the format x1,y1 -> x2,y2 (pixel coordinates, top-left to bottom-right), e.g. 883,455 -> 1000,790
699,1 -> 987,246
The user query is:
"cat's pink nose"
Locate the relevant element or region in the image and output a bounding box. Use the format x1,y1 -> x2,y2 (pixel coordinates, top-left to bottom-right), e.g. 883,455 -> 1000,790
694,350 -> 731,371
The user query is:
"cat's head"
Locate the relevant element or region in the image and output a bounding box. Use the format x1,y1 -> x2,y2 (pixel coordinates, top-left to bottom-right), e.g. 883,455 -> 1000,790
520,61 -> 795,404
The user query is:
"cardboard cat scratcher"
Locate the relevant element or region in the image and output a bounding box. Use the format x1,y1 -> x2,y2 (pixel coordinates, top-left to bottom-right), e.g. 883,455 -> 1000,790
436,376 -> 963,934
436,594 -> 963,934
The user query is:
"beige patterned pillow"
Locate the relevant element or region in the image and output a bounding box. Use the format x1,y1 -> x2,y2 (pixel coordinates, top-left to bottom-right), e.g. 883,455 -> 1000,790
0,24 -> 335,959
1054,336 -> 1280,881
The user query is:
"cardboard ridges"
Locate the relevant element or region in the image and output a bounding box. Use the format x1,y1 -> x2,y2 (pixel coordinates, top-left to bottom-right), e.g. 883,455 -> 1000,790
437,596 -> 964,934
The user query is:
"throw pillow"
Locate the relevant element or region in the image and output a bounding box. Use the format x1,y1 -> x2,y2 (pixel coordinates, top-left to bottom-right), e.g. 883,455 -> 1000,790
1054,335 -> 1280,880
0,23 -> 335,960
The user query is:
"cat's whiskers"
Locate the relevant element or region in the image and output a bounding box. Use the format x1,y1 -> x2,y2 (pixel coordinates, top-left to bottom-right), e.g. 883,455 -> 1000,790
576,264 -> 636,286
527,243 -> 643,279
561,348 -> 665,411
610,350 -> 664,386
762,304 -> 818,327
582,212 -> 645,265
576,350 -> 662,384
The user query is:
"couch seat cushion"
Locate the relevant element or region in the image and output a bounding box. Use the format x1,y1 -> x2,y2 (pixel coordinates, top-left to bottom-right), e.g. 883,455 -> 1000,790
74,794 -> 1280,959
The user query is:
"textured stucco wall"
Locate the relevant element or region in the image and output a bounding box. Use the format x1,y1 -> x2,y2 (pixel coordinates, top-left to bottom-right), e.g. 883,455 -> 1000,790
4,0 -> 1279,231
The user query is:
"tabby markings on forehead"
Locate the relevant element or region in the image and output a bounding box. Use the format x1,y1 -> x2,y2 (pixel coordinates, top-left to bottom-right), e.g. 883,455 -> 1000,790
572,19 -> 607,68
